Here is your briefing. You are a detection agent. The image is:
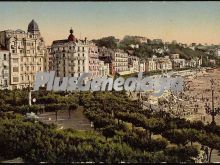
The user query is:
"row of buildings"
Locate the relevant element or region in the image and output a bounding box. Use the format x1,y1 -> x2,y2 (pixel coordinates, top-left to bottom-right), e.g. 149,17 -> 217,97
0,20 -> 203,90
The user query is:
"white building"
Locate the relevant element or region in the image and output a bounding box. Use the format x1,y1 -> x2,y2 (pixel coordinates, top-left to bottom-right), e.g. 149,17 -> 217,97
51,28 -> 89,78
214,48 -> 220,57
113,49 -> 129,74
172,59 -> 186,69
99,61 -> 109,77
128,55 -> 139,73
0,20 -> 47,89
0,45 -> 9,89
145,57 -> 157,72
139,61 -> 146,72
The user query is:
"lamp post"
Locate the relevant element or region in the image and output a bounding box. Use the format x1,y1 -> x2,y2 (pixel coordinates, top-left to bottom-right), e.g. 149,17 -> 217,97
28,81 -> 32,106
205,79 -> 220,125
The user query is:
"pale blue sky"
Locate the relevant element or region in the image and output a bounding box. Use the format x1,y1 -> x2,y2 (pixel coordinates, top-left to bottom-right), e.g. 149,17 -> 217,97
0,2 -> 220,46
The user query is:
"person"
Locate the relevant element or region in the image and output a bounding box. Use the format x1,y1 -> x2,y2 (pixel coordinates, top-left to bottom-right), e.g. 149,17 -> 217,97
204,147 -> 209,161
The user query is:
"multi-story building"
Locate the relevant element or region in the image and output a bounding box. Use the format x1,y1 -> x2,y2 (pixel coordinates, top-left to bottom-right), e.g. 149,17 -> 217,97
145,56 -> 157,72
0,20 -> 47,89
88,42 -> 100,79
128,55 -> 139,73
0,45 -> 9,89
45,46 -> 53,71
51,28 -> 89,78
139,62 -> 146,72
98,48 -> 113,75
185,57 -> 202,68
156,57 -> 172,71
169,53 -> 186,69
99,61 -> 109,77
214,48 -> 220,57
111,49 -> 129,75
172,59 -> 186,69
99,48 -> 129,75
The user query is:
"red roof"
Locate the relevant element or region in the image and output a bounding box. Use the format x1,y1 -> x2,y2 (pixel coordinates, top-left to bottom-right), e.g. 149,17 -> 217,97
68,34 -> 76,42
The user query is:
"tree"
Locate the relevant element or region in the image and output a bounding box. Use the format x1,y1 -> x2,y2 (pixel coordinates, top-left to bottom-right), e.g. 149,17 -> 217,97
92,36 -> 118,50
118,35 -> 141,51
162,129 -> 189,146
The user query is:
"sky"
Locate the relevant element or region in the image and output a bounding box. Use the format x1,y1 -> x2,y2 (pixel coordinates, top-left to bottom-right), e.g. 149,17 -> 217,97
0,1 -> 220,46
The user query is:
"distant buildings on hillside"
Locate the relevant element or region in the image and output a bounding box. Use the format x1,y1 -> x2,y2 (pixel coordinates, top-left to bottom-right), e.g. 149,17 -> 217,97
0,21 -> 218,90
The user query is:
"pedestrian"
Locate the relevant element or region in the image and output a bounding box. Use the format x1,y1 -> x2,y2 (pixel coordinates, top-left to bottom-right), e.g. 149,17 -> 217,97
204,147 -> 209,161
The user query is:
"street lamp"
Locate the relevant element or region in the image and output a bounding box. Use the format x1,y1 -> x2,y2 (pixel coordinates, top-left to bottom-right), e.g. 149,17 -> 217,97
204,79 -> 220,125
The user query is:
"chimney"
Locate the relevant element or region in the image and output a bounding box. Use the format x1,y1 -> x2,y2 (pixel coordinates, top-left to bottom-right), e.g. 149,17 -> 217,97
85,37 -> 87,43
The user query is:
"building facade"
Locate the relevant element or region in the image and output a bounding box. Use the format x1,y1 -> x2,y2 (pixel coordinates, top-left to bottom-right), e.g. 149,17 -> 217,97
145,57 -> 157,72
0,20 -> 47,89
51,28 -> 89,78
112,49 -> 129,74
172,59 -> 186,69
128,55 -> 139,73
99,48 -> 129,75
88,42 -> 100,79
99,61 -> 109,77
214,48 -> 220,57
0,45 -> 9,89
156,57 -> 172,71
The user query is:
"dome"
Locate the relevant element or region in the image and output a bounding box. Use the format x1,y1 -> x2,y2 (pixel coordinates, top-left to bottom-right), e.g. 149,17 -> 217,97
28,19 -> 39,32
68,28 -> 76,42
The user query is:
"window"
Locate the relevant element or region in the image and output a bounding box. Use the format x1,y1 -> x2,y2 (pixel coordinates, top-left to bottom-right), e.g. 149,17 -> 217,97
3,54 -> 6,60
13,77 -> 19,82
4,80 -> 8,86
13,59 -> 18,63
13,67 -> 18,72
12,50 -> 15,53
21,67 -> 23,71
20,50 -> 23,53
